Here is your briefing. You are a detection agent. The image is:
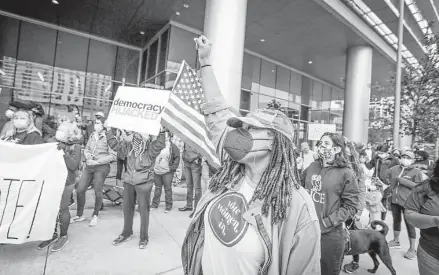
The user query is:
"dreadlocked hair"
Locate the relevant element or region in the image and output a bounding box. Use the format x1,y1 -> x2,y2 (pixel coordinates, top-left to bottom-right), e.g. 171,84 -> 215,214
209,131 -> 300,224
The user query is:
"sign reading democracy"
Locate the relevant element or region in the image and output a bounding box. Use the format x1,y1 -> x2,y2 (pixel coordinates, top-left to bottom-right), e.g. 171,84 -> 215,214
308,123 -> 337,141
0,142 -> 67,244
106,87 -> 171,135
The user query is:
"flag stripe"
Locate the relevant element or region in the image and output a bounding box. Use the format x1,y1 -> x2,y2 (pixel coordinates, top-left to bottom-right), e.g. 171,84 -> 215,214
167,94 -> 210,137
163,97 -> 219,162
161,113 -> 220,168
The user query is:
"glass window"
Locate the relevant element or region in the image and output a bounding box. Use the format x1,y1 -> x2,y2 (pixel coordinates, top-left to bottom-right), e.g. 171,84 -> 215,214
330,88 -> 344,113
251,57 -> 261,93
0,16 -> 20,130
158,29 -> 169,73
167,26 -> 197,70
310,110 -> 322,123
242,53 -> 253,90
18,22 -> 57,65
259,60 -> 276,96
147,40 -> 158,79
140,49 -> 147,83
289,71 -> 302,104
322,85 -> 331,110
87,40 -> 117,76
311,81 -> 323,109
258,94 -> 273,109
301,76 -> 312,106
240,89 -> 259,111
115,47 -> 139,84
275,66 -> 289,100
287,101 -> 300,120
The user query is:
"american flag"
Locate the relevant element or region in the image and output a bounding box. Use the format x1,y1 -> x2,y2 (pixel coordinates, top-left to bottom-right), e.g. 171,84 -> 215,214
161,61 -> 221,169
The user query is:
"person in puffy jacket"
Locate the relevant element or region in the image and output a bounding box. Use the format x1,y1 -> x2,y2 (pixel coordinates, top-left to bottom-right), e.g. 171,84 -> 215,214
37,121 -> 82,252
106,128 -> 165,249
151,131 -> 180,212
71,116 -> 116,227
387,150 -> 423,260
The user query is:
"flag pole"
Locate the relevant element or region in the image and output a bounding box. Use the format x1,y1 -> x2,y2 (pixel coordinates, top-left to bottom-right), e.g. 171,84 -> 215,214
393,0 -> 405,148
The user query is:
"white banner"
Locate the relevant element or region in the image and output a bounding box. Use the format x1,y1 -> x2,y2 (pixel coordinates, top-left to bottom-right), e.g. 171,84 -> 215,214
0,142 -> 67,244
106,87 -> 171,135
308,124 -> 337,141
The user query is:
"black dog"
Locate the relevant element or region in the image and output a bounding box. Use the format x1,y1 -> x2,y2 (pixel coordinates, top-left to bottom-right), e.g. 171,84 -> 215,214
345,220 -> 396,275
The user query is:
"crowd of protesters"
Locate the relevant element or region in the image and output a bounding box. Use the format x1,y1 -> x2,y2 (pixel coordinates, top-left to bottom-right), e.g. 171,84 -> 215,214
1,35 -> 439,275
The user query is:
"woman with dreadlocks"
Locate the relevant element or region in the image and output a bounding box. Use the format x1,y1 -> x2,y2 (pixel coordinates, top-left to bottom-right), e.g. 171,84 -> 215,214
301,132 -> 359,275
181,36 -> 321,275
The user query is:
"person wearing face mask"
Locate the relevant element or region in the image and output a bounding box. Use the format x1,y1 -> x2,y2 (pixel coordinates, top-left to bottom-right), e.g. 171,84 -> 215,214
37,121 -> 82,252
71,116 -> 116,227
181,36 -> 321,275
302,133 -> 359,275
5,110 -> 44,145
386,150 -> 423,259
414,150 -> 433,178
105,128 -> 165,249
1,102 -> 21,138
151,131 -> 180,213
370,145 -> 399,221
364,142 -> 374,163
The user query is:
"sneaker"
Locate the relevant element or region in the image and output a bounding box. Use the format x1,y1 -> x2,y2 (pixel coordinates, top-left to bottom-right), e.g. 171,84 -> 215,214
112,235 -> 132,246
164,208 -> 171,213
139,238 -> 149,249
388,240 -> 402,249
343,261 -> 359,274
68,201 -> 75,208
37,234 -> 58,250
51,236 -> 69,252
89,215 -> 99,227
404,249 -> 417,260
70,215 -> 85,223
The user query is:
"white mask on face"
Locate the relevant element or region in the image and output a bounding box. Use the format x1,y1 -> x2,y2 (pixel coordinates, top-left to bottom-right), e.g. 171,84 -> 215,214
13,119 -> 29,130
94,123 -> 104,133
5,110 -> 14,119
400,158 -> 414,167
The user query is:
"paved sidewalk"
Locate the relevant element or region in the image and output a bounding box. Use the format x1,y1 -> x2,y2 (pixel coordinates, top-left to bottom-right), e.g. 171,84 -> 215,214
0,199 -> 420,275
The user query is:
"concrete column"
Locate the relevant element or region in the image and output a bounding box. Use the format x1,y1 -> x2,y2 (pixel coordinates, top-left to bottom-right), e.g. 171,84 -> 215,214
342,46 -> 373,144
204,0 -> 247,109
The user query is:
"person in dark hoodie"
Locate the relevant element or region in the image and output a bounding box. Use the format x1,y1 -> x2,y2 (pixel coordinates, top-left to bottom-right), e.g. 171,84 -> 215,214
37,121 -> 82,252
106,128 -> 165,249
370,145 -> 399,220
151,131 -> 180,212
5,110 -> 44,145
301,132 -> 359,275
387,150 -> 423,260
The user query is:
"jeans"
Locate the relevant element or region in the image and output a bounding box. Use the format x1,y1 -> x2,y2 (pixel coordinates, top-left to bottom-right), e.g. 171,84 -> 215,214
122,182 -> 153,240
59,184 -> 75,236
76,164 -> 110,217
346,218 -> 360,263
152,172 -> 174,210
116,158 -> 127,180
418,245 -> 439,275
184,160 -> 202,209
321,225 -> 345,275
390,203 -> 416,239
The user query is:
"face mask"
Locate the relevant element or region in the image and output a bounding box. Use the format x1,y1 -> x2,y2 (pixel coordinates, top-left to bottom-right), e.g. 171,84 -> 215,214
223,128 -> 271,162
400,158 -> 414,167
13,119 -> 29,130
55,131 -> 68,143
378,153 -> 388,159
5,110 -> 14,119
318,145 -> 336,160
94,124 -> 104,133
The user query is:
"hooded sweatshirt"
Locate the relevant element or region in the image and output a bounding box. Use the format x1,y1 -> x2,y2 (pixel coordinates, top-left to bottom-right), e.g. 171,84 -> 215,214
301,160 -> 359,234
106,131 -> 166,185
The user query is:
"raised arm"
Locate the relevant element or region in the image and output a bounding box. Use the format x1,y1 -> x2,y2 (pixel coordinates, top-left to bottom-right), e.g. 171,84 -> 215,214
196,36 -> 236,159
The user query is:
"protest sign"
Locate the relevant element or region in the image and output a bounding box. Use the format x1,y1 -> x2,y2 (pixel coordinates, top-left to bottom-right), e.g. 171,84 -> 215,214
308,123 -> 337,141
106,87 -> 171,135
0,142 -> 67,244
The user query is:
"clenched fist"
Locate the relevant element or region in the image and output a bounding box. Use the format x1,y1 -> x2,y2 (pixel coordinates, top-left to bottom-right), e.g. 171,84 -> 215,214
194,35 -> 212,66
